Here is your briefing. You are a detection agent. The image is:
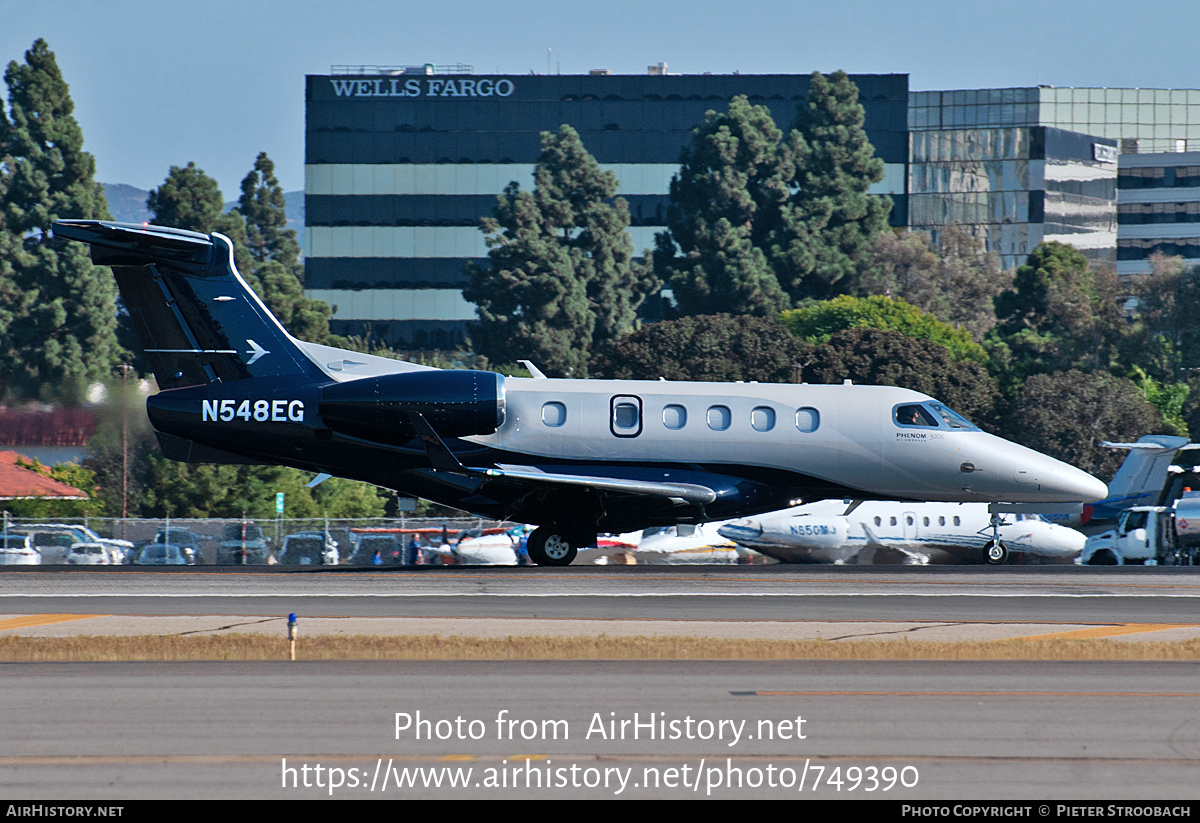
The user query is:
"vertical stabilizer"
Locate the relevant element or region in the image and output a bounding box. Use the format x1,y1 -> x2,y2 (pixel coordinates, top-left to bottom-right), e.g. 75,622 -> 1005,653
52,220 -> 326,389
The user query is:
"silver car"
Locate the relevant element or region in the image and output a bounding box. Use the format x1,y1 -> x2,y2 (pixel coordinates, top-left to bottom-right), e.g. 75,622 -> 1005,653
0,534 -> 40,565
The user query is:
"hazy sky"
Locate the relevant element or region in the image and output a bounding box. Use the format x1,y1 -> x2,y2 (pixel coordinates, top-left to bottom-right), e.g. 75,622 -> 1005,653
3,0 -> 1198,196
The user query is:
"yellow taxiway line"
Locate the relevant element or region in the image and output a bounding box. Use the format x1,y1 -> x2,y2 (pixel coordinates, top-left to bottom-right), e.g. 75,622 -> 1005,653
1016,623 -> 1197,641
0,614 -> 105,631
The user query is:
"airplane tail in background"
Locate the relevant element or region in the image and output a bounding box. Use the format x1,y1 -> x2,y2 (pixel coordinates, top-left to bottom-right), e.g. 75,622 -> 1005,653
1094,435 -> 1194,519
53,220 -> 327,389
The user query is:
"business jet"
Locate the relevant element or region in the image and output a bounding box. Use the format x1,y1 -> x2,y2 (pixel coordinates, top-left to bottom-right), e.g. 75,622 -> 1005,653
718,500 -> 1085,565
53,220 -> 1107,566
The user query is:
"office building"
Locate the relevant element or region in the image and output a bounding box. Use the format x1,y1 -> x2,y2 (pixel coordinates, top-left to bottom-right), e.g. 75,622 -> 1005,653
1117,150 -> 1200,277
304,67 -> 908,347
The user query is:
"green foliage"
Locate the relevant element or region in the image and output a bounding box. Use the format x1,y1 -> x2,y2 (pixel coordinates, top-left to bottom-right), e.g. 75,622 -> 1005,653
655,73 -> 891,312
779,294 -> 988,363
137,457 -> 386,519
0,39 -> 121,401
1129,366 -> 1189,437
799,328 -> 1000,428
466,125 -> 653,377
653,95 -> 792,316
590,314 -> 810,383
859,226 -> 1009,341
147,158 -> 335,344
3,457 -> 100,518
769,71 -> 891,300
992,242 -> 1124,382
1005,370 -> 1166,479
1121,255 -> 1200,382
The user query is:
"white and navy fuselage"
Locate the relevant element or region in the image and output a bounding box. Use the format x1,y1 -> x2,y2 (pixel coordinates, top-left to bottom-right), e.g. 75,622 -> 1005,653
52,220 -> 1108,539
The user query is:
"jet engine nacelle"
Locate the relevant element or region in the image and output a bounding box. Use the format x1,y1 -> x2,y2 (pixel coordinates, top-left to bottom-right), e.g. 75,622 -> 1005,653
319,370 -> 506,439
767,516 -> 848,549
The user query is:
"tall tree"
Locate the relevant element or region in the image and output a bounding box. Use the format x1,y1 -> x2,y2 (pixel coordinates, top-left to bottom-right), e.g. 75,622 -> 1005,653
992,242 -> 1124,383
859,226 -> 1009,341
233,152 -> 333,343
147,161 -> 252,274
0,39 -> 121,401
769,71 -> 891,301
653,95 -> 792,316
465,125 -> 651,376
148,160 -> 335,344
237,152 -> 302,272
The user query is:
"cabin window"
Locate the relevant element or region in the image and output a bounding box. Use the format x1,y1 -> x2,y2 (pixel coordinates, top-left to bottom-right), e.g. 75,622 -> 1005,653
795,407 -> 820,433
939,516 -> 945,526
890,517 -> 897,526
874,517 -> 881,526
707,405 -> 731,431
542,402 -> 566,427
662,404 -> 687,430
923,517 -> 930,527
906,515 -> 914,526
613,403 -> 639,429
953,516 -> 961,526
751,406 -> 776,432
610,395 -> 642,437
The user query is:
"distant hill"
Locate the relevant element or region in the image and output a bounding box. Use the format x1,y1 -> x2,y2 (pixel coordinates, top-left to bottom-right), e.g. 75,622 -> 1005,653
100,183 -> 305,232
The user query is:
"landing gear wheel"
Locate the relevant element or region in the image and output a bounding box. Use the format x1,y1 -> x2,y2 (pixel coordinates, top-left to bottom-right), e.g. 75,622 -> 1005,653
983,540 -> 1008,565
527,528 -> 578,566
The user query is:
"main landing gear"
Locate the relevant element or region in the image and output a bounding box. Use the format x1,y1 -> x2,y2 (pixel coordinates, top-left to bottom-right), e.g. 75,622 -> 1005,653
983,513 -> 1008,565
526,527 -> 583,566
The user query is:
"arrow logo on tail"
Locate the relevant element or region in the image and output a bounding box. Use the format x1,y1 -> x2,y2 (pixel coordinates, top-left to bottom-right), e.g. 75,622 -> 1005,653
246,339 -> 269,365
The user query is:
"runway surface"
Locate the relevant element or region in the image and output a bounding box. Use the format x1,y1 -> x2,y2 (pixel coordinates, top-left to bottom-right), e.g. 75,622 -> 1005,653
3,660 -> 1199,800
3,565 -> 1200,800
1,565 -> 1199,625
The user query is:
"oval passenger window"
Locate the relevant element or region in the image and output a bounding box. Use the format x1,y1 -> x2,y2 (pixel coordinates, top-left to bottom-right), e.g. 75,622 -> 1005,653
751,406 -> 775,432
541,402 -> 566,427
662,404 -> 687,430
707,405 -> 731,431
796,407 -> 820,433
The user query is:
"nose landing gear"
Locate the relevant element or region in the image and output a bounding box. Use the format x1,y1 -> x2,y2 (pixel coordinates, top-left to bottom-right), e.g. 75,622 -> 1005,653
983,513 -> 1008,565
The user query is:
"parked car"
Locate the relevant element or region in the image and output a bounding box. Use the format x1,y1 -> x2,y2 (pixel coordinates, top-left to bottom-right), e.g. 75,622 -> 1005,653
153,529 -> 205,564
0,533 -> 41,565
11,524 -> 133,563
135,543 -> 193,566
65,543 -> 114,565
278,531 -> 339,566
216,522 -> 272,565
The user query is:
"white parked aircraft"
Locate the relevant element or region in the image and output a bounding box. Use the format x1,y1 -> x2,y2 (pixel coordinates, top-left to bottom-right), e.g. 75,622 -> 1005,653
718,500 -> 1086,565
54,219 -> 1108,565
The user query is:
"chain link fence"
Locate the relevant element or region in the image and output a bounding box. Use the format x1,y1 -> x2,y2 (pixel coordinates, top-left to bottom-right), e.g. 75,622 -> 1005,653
0,515 -> 522,566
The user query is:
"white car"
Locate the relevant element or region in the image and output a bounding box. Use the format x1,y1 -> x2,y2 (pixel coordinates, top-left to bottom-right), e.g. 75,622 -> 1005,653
65,543 -> 114,565
0,534 -> 40,565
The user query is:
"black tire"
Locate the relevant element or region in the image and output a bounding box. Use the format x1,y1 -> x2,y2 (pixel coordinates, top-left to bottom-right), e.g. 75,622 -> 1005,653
983,540 -> 1008,565
527,528 -> 578,566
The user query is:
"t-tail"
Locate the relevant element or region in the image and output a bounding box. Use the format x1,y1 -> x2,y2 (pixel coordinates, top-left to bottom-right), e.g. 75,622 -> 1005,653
52,220 -> 327,388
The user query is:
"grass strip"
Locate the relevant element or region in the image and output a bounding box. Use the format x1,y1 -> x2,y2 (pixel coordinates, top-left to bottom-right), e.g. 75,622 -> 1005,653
3,634 -> 1200,662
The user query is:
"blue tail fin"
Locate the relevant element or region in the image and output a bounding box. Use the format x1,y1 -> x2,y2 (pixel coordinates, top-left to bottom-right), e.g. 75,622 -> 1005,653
53,220 -> 326,389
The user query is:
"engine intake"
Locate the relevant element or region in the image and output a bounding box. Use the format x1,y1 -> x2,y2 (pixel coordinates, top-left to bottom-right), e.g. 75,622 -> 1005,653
319,370 -> 505,440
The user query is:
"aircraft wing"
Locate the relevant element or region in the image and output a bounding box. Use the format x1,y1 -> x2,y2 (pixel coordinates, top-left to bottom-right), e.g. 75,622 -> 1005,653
407,411 -> 720,510
481,465 -> 718,505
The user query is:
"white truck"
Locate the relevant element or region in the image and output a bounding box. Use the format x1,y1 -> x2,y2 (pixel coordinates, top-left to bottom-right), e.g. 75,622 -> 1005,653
1081,496 -> 1200,565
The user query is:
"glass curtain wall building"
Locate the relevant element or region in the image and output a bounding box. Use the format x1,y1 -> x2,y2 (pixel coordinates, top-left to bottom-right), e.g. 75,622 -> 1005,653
305,69 -> 908,348
909,87 -> 1200,271
1117,150 -> 1200,276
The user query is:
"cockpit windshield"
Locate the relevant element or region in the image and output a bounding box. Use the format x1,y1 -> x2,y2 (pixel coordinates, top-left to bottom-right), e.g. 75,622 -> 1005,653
928,403 -> 977,430
894,402 -> 979,430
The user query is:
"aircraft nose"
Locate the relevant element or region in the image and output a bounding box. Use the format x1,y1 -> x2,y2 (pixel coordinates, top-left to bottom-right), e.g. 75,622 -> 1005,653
1029,452 -> 1108,503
